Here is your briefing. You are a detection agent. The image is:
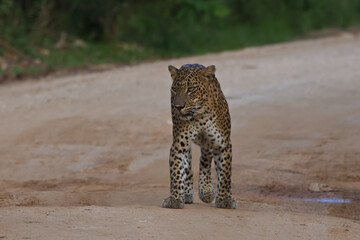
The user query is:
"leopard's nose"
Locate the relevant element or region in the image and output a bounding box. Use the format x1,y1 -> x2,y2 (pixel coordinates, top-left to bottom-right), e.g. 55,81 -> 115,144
174,105 -> 184,111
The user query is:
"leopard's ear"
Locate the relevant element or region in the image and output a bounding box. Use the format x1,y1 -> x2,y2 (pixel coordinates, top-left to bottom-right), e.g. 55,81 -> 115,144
203,65 -> 216,79
168,65 -> 178,80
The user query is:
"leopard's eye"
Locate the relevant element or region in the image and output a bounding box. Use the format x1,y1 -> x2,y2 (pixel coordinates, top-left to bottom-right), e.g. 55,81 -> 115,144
187,86 -> 196,94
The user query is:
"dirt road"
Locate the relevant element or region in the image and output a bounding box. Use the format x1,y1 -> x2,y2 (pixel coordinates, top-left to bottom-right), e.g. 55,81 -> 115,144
1,34 -> 360,239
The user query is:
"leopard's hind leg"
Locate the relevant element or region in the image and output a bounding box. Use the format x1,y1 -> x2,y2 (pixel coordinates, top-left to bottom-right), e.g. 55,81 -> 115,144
198,147 -> 215,203
184,148 -> 194,203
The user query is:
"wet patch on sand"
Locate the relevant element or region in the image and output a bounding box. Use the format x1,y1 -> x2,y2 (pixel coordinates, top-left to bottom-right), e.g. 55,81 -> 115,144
234,182 -> 360,220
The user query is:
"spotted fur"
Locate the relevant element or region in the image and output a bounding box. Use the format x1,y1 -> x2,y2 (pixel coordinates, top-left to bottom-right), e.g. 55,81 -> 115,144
161,63 -> 237,209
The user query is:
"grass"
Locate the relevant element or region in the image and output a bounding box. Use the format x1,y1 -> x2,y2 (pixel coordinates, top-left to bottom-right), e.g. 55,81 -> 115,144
1,23 -> 360,81
0,42 -> 160,80
1,0 -> 360,80
39,43 -> 156,67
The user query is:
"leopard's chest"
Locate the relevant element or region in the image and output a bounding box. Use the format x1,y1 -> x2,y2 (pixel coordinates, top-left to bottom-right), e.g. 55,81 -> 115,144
190,118 -> 225,149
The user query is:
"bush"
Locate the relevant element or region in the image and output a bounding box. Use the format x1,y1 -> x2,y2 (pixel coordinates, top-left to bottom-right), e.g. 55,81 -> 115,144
1,0 -> 360,76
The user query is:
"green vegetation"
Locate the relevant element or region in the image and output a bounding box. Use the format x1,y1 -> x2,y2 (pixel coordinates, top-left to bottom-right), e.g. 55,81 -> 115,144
1,0 -> 360,78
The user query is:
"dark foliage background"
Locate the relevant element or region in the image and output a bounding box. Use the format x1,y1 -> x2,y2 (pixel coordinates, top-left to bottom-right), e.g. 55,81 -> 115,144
1,0 -> 360,76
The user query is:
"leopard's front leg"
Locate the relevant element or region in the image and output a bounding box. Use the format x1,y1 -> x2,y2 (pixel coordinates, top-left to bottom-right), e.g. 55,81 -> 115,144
214,140 -> 237,209
162,136 -> 191,209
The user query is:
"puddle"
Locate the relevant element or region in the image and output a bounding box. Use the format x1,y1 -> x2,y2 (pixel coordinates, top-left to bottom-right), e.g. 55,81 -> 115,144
294,196 -> 352,203
236,183 -> 360,220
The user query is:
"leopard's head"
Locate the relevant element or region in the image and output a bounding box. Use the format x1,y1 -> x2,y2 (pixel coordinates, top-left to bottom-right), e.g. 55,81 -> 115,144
168,64 -> 216,120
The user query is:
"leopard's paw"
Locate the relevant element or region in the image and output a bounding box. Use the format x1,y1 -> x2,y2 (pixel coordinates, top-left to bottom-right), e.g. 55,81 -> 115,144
199,186 -> 215,203
161,196 -> 185,209
215,197 -> 237,209
184,194 -> 194,204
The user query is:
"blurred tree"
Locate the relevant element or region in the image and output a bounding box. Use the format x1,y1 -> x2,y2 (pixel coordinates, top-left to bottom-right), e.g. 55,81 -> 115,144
0,0 -> 360,74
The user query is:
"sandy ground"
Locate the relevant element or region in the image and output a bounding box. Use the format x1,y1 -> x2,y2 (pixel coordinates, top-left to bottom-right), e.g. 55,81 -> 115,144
1,34 -> 360,239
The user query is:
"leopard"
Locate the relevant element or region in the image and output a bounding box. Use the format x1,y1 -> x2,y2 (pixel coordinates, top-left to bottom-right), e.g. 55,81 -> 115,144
161,63 -> 237,209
